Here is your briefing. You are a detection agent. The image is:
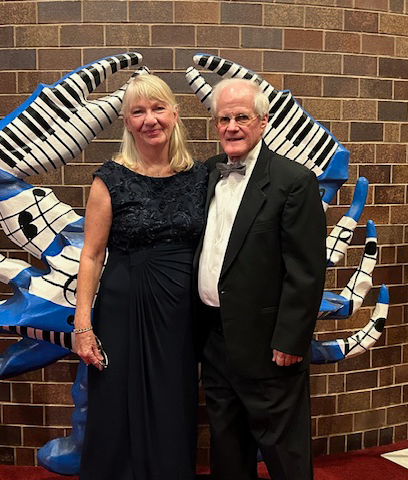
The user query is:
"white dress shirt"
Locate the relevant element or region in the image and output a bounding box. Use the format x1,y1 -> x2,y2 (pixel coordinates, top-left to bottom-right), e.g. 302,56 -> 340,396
198,139 -> 263,307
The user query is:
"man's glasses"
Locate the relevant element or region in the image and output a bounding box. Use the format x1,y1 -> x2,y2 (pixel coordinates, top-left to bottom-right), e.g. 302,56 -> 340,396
215,113 -> 259,127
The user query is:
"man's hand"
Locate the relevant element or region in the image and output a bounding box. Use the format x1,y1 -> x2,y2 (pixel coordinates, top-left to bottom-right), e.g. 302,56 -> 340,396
272,349 -> 303,367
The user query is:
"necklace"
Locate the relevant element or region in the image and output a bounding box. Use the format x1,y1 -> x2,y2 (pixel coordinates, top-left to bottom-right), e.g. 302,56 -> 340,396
137,158 -> 174,177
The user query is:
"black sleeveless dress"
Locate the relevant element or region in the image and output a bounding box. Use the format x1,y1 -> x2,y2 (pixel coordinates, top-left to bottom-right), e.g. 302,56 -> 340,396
79,160 -> 208,480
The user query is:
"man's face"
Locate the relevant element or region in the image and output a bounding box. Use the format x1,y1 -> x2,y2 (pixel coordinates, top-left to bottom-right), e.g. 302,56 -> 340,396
215,85 -> 267,162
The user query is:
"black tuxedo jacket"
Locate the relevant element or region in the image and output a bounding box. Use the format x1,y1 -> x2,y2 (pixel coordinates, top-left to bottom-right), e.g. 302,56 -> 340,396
194,142 -> 327,379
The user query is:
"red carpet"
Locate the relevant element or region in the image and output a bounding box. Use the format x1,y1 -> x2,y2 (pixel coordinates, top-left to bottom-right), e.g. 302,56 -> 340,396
0,441 -> 407,479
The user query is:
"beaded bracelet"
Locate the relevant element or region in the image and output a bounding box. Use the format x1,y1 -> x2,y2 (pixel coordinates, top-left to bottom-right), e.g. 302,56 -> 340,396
73,326 -> 93,334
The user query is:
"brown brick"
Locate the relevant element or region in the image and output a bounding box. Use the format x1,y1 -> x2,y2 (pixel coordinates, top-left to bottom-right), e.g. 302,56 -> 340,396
23,427 -> 66,448
177,95 -> 208,117
105,25 -> 149,47
38,49 -> 81,71
362,34 -> 395,56
346,370 -> 378,391
183,119 -> 207,141
0,26 -> 13,48
318,414 -> 353,435
189,142 -> 218,162
217,49 -> 261,72
374,265 -> 403,286
86,47 -> 173,70
345,11 -> 378,33
325,32 -> 360,54
380,13 -> 408,35
312,437 -> 328,457
305,53 -> 342,74
11,383 -> 31,404
285,29 -> 323,51
264,4 -> 304,27
347,432 -> 363,451
343,100 -> 377,121
63,164 -> 96,186
394,81 -> 408,100
84,141 -> 121,163
17,72 -> 61,94
378,101 -> 408,122
83,1 -> 127,22
3,405 -> 43,426
15,448 -> 34,466
284,75 -> 322,97
339,391 -> 371,413
305,7 -> 343,30
0,425 -> 21,445
397,245 -> 408,262
360,79 -> 392,99
347,143 -> 375,164
374,186 -> 405,205
197,425 -> 210,449
0,72 -> 16,94
311,396 -> 336,416
0,383 -> 11,402
129,1 -> 173,23
0,447 -> 14,465
29,169 -> 62,186
379,58 -> 408,79
33,383 -> 73,405
377,144 -> 406,164
61,25 -> 104,47
15,26 -> 59,48
323,77 -> 358,98
175,48 -> 218,70
175,2 -> 219,24
356,0 -> 388,8
344,55 -> 377,77
221,2 -> 261,25
384,121 -> 400,141
396,38 -> 408,57
264,51 -> 303,73
389,325 -> 408,346
390,0 -> 404,12
372,346 -> 402,368
350,123 -> 383,142
363,429 -> 379,448
0,2 -> 36,24
390,285 -> 408,304
43,361 -> 78,383
393,165 -> 408,183
331,122 -> 349,142
310,375 -> 327,395
395,364 -> 408,383
391,205 -> 408,223
44,406 -> 74,427
241,27 -> 282,49
329,435 -> 346,454
355,410 -> 387,430
197,26 -> 239,48
0,50 -> 36,71
153,25 -> 195,47
38,1 -> 81,23
302,99 -> 341,120
388,404 -> 408,424
379,366 -> 394,387
395,424 -> 408,441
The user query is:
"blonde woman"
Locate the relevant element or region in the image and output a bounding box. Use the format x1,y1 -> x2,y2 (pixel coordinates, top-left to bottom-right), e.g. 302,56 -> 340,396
74,75 -> 207,480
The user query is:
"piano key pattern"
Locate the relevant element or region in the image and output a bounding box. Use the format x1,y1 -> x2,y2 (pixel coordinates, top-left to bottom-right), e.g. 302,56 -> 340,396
0,53 -> 142,179
187,54 -> 339,177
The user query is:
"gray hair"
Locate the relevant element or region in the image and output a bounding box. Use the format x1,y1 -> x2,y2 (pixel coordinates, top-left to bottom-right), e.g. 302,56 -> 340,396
210,78 -> 269,118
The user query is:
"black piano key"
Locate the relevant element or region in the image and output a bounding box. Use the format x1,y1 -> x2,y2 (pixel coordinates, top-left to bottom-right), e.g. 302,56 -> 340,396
308,132 -> 329,159
198,56 -> 215,68
314,138 -> 336,166
0,137 -> 24,160
65,333 -> 73,351
8,326 -> 17,333
26,106 -> 55,136
58,82 -> 84,107
293,119 -> 314,146
52,88 -> 78,113
86,66 -> 101,87
269,93 -> 289,116
286,113 -> 308,141
0,150 -> 17,168
54,332 -> 62,347
39,92 -> 70,122
3,127 -> 31,152
118,54 -> 130,69
109,57 -> 118,74
17,113 -> 46,141
271,97 -> 295,129
42,330 -> 51,343
19,326 -> 28,337
77,70 -> 93,94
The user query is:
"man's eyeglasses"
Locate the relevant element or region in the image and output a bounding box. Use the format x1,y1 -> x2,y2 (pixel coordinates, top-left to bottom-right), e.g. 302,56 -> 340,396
215,113 -> 259,127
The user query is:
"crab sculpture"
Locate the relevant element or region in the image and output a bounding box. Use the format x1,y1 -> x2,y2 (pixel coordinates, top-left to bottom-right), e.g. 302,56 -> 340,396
0,53 -> 388,475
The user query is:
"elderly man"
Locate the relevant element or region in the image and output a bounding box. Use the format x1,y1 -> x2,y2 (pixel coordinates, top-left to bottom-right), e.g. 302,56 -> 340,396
195,79 -> 326,480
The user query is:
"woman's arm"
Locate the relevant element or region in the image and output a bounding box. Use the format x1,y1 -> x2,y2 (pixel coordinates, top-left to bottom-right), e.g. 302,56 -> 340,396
74,176 -> 112,370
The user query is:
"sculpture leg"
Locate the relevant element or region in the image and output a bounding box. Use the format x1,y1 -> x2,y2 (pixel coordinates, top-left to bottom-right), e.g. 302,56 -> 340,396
37,360 -> 87,475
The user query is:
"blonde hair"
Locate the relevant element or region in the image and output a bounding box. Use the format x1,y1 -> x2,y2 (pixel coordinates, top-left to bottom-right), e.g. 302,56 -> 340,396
116,74 -> 193,172
210,78 -> 269,118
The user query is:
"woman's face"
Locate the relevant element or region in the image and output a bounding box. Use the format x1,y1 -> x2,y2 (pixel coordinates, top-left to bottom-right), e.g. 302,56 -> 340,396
123,97 -> 177,153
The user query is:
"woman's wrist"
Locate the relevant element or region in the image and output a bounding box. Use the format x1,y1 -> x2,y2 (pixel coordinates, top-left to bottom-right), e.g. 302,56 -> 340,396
73,325 -> 93,334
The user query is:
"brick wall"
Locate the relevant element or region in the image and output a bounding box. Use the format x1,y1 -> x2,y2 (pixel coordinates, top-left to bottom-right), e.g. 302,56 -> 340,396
0,0 -> 407,468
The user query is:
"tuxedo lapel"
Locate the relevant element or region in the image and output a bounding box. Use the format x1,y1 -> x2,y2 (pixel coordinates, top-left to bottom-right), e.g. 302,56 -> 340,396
220,144 -> 271,278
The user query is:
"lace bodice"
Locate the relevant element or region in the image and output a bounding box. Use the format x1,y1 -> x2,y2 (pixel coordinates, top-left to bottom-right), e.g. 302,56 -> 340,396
93,160 -> 208,252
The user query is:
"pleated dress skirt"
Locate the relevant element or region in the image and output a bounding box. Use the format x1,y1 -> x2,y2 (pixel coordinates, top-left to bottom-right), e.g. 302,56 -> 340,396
79,243 -> 198,480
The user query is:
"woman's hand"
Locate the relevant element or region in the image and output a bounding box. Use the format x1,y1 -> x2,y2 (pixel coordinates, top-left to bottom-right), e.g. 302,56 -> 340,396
75,331 -> 104,371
